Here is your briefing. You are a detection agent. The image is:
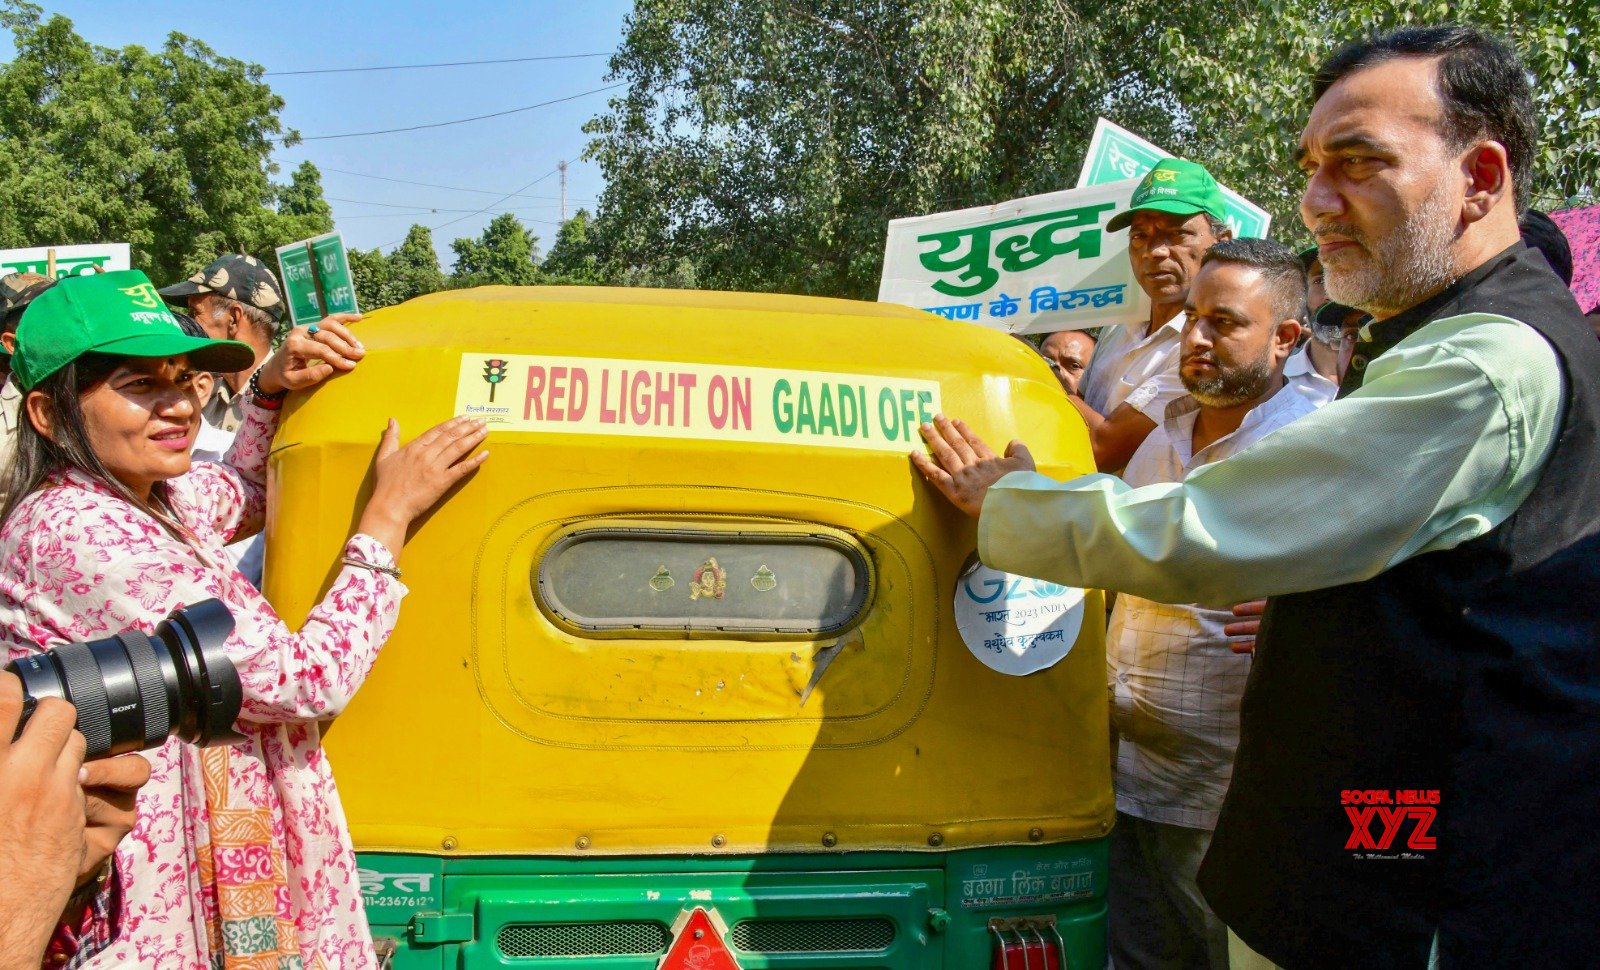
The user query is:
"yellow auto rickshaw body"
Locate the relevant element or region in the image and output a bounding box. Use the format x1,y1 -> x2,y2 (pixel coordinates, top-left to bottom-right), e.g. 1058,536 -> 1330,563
265,286 -> 1111,968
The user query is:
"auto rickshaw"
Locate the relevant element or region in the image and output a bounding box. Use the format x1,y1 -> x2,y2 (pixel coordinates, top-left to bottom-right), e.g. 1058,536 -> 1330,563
265,285 -> 1112,968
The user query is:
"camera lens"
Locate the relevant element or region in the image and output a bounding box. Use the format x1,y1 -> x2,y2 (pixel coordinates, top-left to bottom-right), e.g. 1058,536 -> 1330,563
5,599 -> 244,760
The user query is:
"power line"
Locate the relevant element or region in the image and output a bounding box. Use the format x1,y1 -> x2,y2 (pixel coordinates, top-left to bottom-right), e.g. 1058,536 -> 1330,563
329,195 -> 568,212
378,167 -> 563,248
339,209 -> 564,225
265,52 -> 610,76
291,82 -> 625,141
322,167 -> 594,203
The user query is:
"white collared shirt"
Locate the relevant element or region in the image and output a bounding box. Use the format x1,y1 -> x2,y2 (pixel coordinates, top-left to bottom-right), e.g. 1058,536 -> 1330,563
1107,382 -> 1323,829
1076,311 -> 1185,418
1284,343 -> 1339,407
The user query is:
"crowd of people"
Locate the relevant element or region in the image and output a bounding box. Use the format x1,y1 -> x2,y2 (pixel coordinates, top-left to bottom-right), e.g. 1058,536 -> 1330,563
919,23 -> 1599,970
0,19 -> 1595,970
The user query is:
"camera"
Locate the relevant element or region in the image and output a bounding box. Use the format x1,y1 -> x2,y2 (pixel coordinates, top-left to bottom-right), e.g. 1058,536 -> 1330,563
5,599 -> 244,760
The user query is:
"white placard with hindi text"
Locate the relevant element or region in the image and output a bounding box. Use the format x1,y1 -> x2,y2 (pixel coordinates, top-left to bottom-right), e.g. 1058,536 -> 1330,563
0,243 -> 131,279
877,180 -> 1150,335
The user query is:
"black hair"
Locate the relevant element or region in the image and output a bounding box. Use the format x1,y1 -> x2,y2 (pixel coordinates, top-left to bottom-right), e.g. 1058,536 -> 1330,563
1519,209 -> 1573,285
1204,213 -> 1230,239
1200,237 -> 1310,328
0,353 -> 174,527
1313,25 -> 1536,212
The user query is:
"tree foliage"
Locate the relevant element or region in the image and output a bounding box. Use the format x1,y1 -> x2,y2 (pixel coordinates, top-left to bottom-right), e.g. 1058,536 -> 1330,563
585,0 -> 1205,299
540,209 -> 607,285
1158,0 -> 1600,243
584,0 -> 1600,297
0,2 -> 334,283
448,213 -> 542,288
348,224 -> 448,310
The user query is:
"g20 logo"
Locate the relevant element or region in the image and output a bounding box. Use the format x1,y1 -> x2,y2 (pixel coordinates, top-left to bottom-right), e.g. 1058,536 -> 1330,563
963,575 -> 1069,604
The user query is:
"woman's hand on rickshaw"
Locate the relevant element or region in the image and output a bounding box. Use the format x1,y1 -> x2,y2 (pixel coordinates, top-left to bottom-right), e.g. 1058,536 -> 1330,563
253,313 -> 365,395
357,416 -> 490,555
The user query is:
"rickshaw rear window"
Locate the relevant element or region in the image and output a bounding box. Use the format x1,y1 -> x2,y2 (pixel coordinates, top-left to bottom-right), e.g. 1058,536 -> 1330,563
536,527 -> 870,636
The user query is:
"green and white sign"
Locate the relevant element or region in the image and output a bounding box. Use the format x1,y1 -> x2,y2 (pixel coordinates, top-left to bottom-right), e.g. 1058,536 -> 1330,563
1,243 -> 130,279
275,231 -> 359,326
1077,118 -> 1273,240
878,179 -> 1151,335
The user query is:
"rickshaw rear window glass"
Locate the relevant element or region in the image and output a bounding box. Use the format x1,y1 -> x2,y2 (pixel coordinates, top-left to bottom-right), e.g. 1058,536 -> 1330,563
537,529 -> 869,634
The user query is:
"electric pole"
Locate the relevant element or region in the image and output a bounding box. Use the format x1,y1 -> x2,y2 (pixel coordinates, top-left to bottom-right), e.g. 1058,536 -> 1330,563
558,160 -> 568,224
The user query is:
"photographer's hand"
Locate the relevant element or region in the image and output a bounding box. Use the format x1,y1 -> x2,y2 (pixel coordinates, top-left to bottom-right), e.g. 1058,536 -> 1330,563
0,672 -> 88,970
77,753 -> 150,887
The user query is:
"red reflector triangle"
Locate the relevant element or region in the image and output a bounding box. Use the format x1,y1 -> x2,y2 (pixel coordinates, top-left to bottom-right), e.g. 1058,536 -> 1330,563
658,906 -> 742,970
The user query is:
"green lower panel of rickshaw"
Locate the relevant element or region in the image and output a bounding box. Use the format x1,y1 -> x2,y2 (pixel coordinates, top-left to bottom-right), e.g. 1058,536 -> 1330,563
361,841 -> 1108,969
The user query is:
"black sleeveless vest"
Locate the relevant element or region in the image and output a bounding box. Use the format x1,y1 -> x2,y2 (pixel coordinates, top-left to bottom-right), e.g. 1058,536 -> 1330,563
1197,245 -> 1600,969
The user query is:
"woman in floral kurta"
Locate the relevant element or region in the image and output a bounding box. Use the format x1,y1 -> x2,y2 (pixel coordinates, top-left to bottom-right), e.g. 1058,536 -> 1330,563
0,271 -> 488,969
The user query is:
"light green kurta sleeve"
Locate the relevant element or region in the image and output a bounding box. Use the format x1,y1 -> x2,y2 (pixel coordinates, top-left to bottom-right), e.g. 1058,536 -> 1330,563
977,313 -> 1564,607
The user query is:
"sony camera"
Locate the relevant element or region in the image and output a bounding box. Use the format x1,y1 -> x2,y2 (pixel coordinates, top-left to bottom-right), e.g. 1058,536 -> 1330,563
6,599 -> 244,760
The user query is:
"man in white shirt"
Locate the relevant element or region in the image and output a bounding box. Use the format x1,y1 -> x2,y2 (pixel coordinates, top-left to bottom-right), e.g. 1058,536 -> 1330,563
1072,158 -> 1231,471
1105,239 -> 1319,970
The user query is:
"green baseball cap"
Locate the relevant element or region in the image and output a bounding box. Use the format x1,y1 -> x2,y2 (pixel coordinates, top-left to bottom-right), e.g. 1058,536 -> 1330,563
11,269 -> 256,391
1106,158 -> 1227,233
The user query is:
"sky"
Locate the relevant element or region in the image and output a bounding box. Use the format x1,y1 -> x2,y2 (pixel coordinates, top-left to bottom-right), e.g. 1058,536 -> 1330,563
30,0 -> 637,268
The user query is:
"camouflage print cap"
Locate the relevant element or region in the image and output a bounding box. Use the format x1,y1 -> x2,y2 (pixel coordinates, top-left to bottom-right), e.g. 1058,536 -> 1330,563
158,254 -> 286,320
1,273 -> 57,329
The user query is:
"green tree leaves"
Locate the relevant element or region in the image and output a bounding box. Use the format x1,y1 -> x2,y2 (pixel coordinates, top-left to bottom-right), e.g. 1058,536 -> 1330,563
448,212 -> 541,288
0,2 -> 333,284
583,0 -> 1600,296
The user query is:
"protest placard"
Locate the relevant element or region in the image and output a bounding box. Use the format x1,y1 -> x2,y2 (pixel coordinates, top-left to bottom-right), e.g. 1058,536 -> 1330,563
0,243 -> 131,279
275,232 -> 359,326
877,179 -> 1151,335
1077,117 -> 1273,239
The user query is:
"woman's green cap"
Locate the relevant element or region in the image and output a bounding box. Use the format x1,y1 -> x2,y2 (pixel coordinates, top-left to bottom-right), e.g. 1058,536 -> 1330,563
1106,158 -> 1228,233
11,269 -> 256,391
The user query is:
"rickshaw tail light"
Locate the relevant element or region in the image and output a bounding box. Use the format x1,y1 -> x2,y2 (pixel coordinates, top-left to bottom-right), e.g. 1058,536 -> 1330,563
989,916 -> 1066,970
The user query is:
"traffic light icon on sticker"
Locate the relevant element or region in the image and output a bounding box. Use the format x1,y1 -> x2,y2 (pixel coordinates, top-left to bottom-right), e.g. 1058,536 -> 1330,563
482,359 -> 508,402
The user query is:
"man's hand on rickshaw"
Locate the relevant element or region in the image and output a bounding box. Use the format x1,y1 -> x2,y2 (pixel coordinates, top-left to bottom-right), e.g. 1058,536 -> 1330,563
910,414 -> 1035,518
1226,599 -> 1268,654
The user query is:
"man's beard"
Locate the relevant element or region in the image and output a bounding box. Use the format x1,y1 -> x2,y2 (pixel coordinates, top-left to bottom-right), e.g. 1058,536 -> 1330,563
1181,345 -> 1277,408
1319,179 -> 1459,317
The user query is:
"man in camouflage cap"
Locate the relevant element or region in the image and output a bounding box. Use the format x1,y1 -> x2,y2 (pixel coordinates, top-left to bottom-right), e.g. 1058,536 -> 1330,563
0,272 -> 56,504
159,254 -> 285,436
159,254 -> 286,585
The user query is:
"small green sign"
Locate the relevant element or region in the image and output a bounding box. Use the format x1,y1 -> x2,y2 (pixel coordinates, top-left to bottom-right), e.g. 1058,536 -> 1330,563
1077,118 -> 1273,239
275,231 -> 359,326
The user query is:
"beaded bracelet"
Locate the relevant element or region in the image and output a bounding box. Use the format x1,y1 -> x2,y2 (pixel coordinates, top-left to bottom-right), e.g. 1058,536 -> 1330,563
342,555 -> 402,580
248,368 -> 288,409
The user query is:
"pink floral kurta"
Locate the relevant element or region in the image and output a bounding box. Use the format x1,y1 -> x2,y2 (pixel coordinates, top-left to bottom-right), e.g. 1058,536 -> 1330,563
0,399 -> 402,969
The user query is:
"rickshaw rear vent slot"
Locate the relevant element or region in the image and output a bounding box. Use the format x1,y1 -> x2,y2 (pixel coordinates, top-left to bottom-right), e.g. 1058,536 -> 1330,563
730,917 -> 896,952
497,921 -> 670,957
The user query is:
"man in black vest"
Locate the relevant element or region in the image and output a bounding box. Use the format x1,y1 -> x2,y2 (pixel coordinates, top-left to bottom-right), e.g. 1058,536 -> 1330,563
911,25 -> 1597,968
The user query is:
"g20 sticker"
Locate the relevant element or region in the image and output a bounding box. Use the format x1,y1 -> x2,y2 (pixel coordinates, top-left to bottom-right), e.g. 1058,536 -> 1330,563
954,562 -> 1085,676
